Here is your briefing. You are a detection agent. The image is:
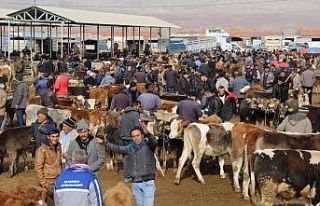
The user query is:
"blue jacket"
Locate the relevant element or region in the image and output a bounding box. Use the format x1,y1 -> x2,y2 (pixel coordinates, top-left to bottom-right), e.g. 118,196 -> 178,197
35,77 -> 49,95
54,164 -> 103,206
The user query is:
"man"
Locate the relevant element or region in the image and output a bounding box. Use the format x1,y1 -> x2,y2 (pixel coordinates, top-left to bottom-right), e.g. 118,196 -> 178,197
177,93 -> 203,122
277,99 -> 312,133
230,71 -> 249,105
11,73 -> 29,127
110,85 -> 129,111
35,73 -> 49,95
34,125 -> 62,196
206,86 -> 237,122
215,72 -> 229,92
59,117 -> 78,165
54,70 -> 69,97
40,80 -> 58,108
54,150 -> 103,206
134,66 -> 146,83
104,126 -> 157,206
120,103 -> 141,143
0,83 -> 7,127
273,76 -> 289,103
100,71 -> 115,86
301,67 -> 316,104
67,119 -> 106,173
260,65 -> 275,90
32,108 -> 57,157
177,71 -> 190,95
137,84 -> 161,111
163,65 -> 178,93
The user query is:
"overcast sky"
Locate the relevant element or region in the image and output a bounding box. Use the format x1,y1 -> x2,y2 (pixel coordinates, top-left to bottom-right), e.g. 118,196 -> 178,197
2,0 -> 320,29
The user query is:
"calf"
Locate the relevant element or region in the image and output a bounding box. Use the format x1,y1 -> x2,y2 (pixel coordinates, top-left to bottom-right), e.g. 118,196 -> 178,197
103,182 -> 135,206
251,149 -> 320,206
174,122 -> 234,185
0,126 -> 32,177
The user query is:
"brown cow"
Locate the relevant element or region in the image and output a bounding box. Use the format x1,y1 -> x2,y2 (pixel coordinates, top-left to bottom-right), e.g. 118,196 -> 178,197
232,122 -> 320,200
103,182 -> 135,206
11,183 -> 48,206
89,85 -> 120,109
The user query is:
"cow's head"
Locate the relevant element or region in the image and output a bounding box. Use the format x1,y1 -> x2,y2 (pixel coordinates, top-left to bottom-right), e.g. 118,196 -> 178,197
169,119 -> 186,139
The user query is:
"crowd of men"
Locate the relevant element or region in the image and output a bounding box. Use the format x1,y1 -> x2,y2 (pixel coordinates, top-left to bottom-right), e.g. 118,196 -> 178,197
0,48 -> 319,206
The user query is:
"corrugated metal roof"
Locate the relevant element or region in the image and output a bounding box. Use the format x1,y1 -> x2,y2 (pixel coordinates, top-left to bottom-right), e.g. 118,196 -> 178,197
29,6 -> 180,28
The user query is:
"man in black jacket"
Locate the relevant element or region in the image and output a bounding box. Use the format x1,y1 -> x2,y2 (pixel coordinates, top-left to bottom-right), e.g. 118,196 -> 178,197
102,126 -> 157,206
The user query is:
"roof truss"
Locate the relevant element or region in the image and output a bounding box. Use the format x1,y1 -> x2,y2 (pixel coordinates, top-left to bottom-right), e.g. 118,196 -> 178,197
9,6 -> 71,23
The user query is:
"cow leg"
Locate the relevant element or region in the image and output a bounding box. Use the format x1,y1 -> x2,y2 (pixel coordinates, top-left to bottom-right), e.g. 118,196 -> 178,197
8,152 -> 18,177
232,156 -> 243,193
242,145 -> 250,200
174,145 -> 192,185
218,156 -> 226,179
191,147 -> 206,184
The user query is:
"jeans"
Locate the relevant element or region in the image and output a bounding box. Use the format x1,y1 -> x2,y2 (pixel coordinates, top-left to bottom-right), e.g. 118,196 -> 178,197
16,108 -> 26,127
166,86 -> 175,93
132,180 -> 156,206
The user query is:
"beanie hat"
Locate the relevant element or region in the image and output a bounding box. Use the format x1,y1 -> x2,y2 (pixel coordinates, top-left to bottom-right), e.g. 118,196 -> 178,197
37,107 -> 49,116
63,117 -> 77,128
46,124 -> 60,135
76,119 -> 89,131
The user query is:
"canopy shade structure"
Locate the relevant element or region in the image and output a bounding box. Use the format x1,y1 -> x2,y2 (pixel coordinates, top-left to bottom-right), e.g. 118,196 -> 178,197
7,6 -> 180,28
0,9 -> 15,20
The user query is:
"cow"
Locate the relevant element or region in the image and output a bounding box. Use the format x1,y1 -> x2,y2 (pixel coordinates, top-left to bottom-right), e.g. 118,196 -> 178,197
103,182 -> 135,206
251,149 -> 320,206
10,182 -> 48,206
25,104 -> 71,127
231,123 -> 271,198
232,122 -> 320,200
0,126 -> 33,177
89,85 -> 120,109
171,122 -> 234,185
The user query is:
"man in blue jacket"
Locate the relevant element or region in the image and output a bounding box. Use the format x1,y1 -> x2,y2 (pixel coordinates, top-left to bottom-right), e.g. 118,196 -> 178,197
54,149 -> 103,206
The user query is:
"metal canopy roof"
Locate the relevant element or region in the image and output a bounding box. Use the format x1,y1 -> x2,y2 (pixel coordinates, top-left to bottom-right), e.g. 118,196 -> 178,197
0,9 -> 15,20
7,6 -> 180,28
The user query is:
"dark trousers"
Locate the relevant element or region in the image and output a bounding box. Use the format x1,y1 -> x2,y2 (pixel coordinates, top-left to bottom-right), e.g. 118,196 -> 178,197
303,87 -> 313,104
16,108 -> 26,127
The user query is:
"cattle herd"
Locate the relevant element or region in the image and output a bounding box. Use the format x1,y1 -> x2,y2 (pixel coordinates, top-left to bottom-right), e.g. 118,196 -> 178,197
0,52 -> 320,206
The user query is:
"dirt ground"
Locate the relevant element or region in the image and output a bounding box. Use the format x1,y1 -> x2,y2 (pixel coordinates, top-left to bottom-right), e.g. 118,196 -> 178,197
1,94 -> 320,205
0,157 -> 252,206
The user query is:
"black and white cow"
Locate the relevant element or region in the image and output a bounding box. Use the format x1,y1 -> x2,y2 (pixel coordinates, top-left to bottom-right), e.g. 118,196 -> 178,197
251,149 -> 320,206
170,121 -> 234,185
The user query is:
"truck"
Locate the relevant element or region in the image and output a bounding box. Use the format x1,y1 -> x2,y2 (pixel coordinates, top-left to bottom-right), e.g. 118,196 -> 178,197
205,28 -> 232,51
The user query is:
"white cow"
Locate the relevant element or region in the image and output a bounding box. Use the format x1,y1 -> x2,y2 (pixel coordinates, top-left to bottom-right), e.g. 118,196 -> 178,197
25,104 -> 71,126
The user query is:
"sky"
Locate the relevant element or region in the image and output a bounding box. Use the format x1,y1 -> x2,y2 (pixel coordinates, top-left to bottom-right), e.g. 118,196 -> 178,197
2,0 -> 320,30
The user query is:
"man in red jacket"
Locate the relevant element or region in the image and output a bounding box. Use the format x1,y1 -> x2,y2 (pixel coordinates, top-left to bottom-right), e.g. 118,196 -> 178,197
54,71 -> 69,96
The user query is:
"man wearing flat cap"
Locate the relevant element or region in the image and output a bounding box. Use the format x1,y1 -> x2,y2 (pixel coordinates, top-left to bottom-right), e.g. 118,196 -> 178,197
59,117 -> 78,165
31,107 -> 57,157
66,119 -> 106,173
277,99 -> 312,133
34,124 -> 62,199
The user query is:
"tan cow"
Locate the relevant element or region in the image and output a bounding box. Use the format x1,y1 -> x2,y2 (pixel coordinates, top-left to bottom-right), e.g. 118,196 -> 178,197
103,182 -> 135,206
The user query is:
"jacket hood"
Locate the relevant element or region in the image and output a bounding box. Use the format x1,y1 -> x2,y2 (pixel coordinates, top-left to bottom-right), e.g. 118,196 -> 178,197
124,106 -> 137,113
288,113 -> 306,126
